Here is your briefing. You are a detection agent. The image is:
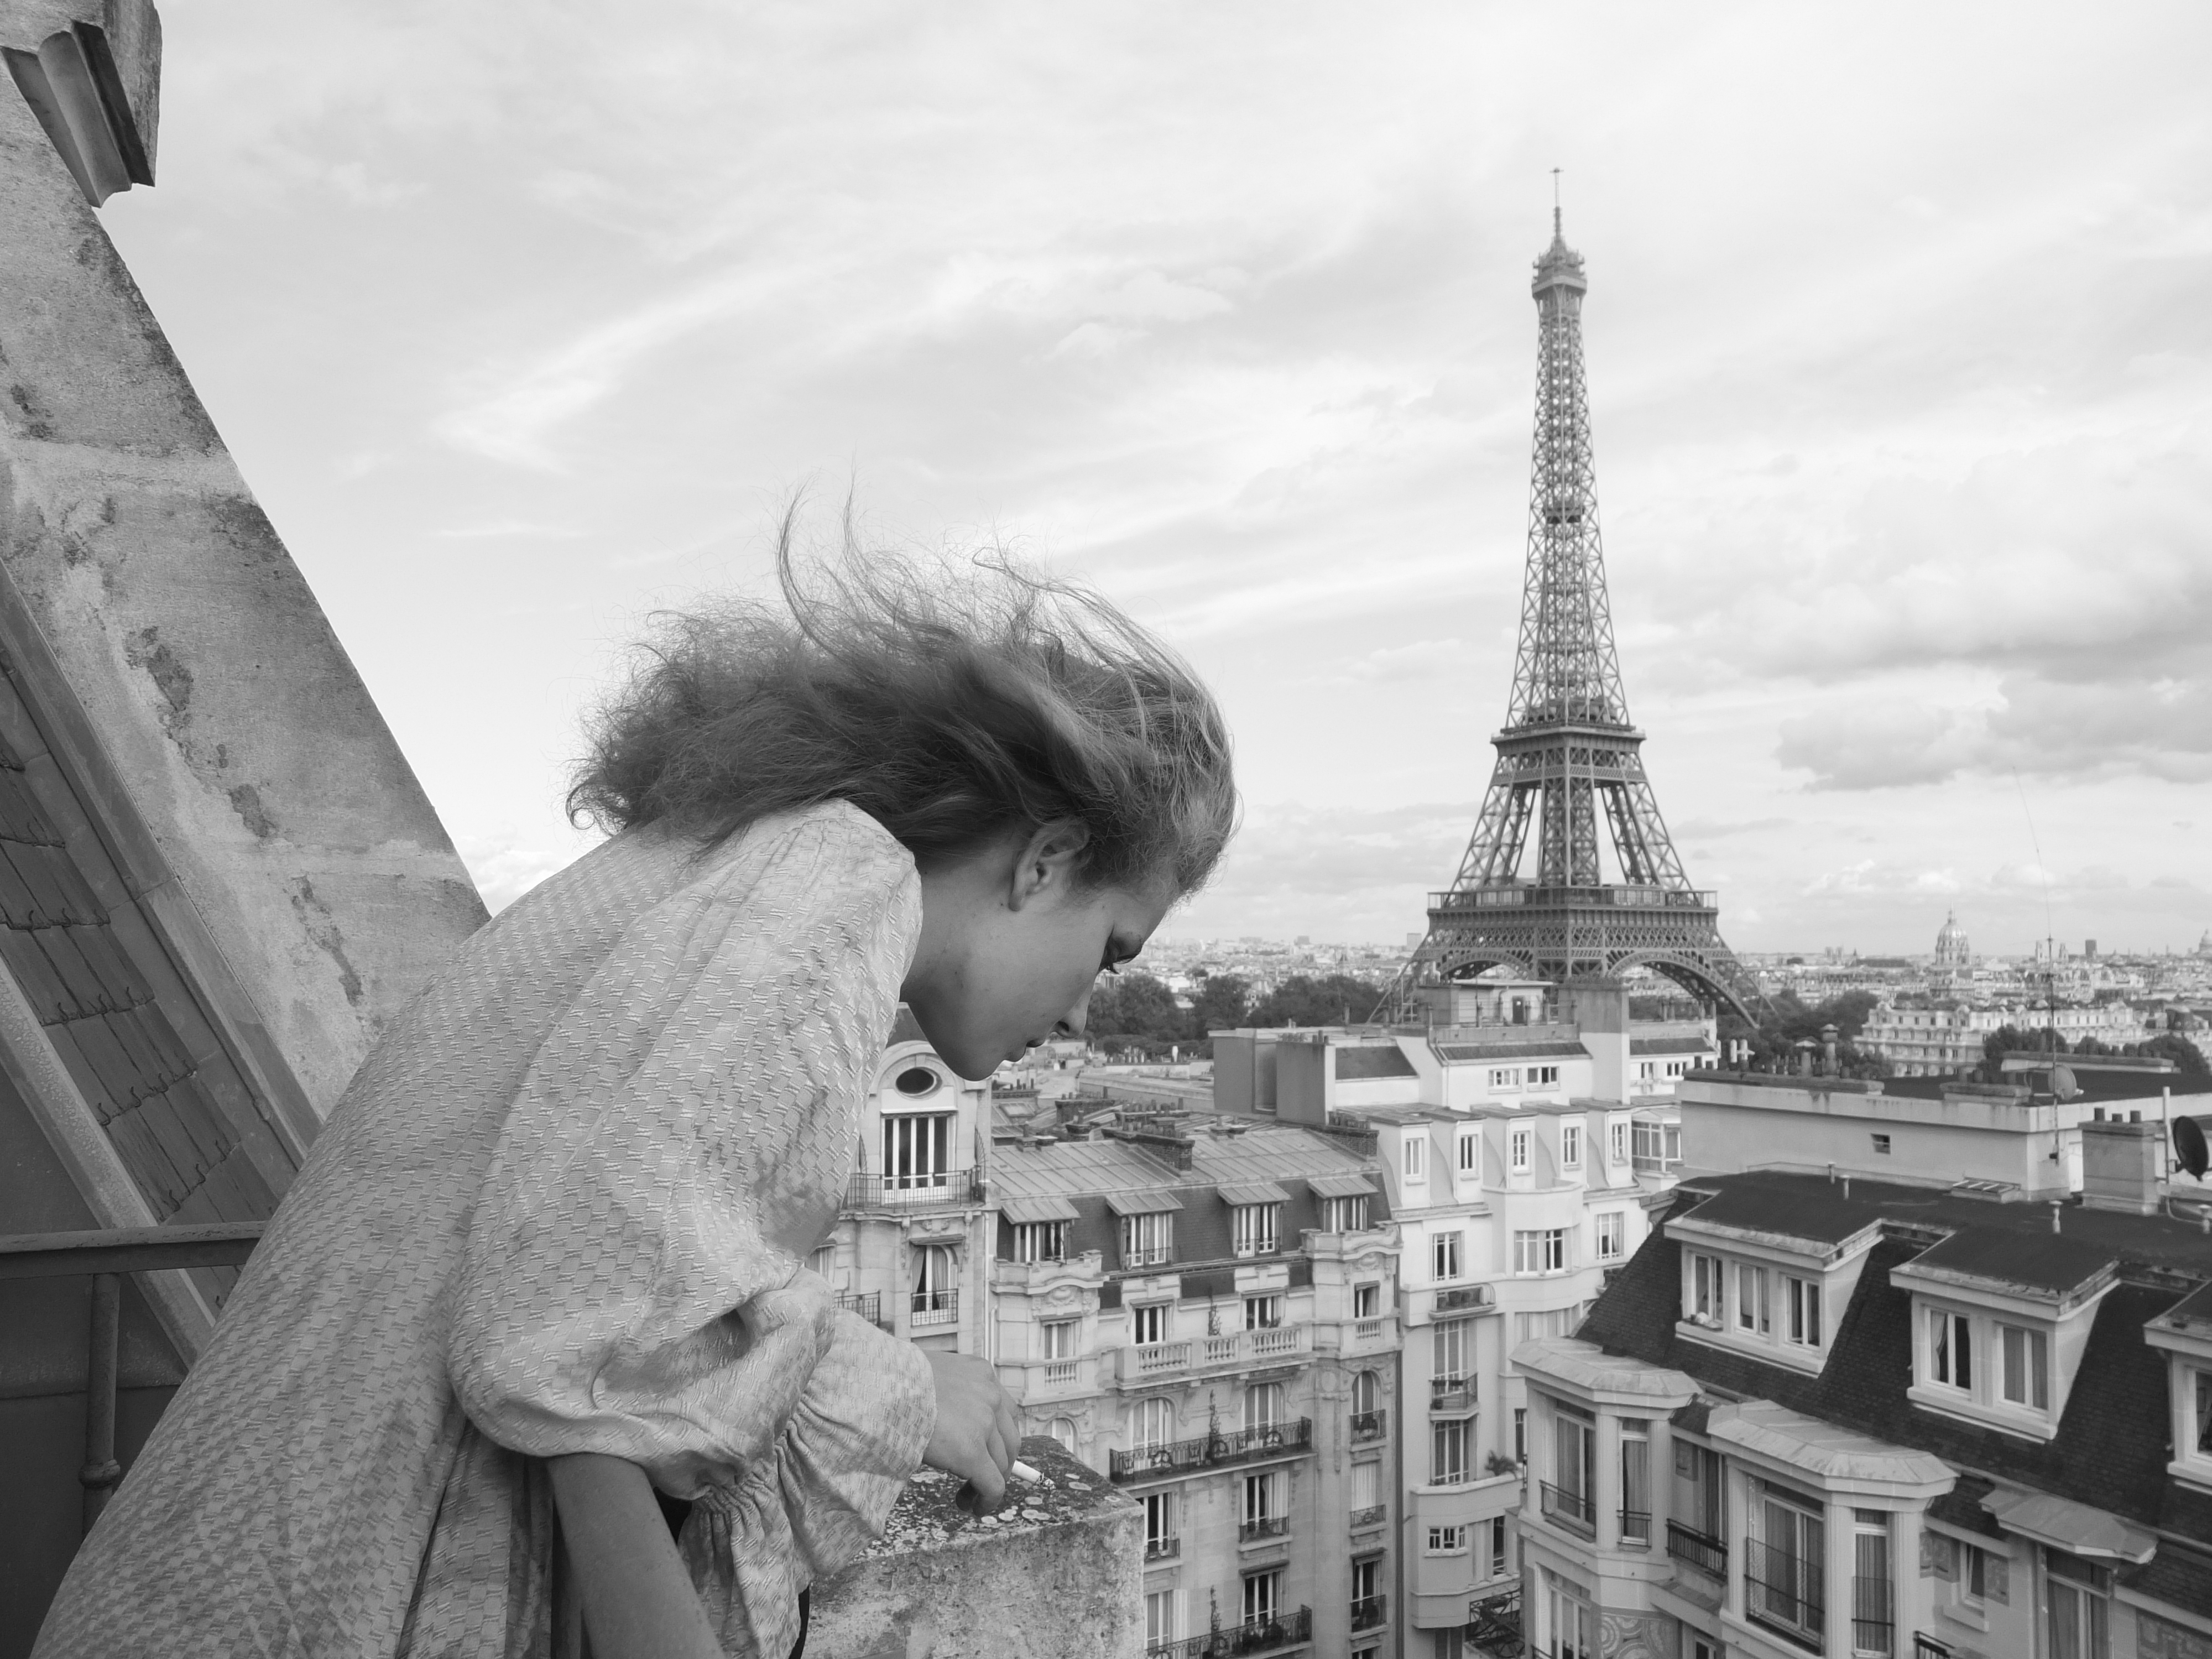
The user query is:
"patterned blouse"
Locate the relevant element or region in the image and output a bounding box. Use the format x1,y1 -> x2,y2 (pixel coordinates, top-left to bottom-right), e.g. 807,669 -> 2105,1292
36,803 -> 938,1659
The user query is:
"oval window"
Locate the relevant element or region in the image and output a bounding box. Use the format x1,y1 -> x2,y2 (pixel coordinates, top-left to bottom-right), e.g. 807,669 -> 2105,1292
894,1066 -> 940,1097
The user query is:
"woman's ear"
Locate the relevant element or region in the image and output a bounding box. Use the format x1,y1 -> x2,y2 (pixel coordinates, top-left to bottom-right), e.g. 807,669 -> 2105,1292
1006,820 -> 1092,911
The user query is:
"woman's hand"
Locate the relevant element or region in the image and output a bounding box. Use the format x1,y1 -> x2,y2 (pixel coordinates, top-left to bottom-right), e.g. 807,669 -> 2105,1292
920,1349 -> 1019,1512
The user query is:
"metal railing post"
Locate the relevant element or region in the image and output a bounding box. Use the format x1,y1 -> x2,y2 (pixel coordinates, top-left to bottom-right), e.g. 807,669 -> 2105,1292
80,1270 -> 121,1533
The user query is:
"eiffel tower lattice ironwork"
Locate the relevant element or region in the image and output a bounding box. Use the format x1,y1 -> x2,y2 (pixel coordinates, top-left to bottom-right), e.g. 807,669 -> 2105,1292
1390,211 -> 1760,1021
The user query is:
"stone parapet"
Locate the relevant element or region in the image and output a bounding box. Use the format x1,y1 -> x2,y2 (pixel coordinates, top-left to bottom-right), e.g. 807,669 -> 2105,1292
810,1434 -> 1142,1659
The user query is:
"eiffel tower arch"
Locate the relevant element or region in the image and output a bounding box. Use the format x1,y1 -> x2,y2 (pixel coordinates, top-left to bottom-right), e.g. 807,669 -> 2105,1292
1390,211 -> 1761,1023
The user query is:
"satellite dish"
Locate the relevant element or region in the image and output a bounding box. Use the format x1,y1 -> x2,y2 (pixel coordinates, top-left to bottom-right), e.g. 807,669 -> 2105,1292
2049,1064 -> 2080,1102
2176,1115 -> 2211,1182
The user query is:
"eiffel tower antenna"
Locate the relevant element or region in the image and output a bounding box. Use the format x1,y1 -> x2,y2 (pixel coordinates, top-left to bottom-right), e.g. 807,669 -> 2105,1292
1381,210 -> 1761,1022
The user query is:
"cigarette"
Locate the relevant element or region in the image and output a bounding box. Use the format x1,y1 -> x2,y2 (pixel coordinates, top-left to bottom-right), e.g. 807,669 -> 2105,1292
1010,1459 -> 1042,1483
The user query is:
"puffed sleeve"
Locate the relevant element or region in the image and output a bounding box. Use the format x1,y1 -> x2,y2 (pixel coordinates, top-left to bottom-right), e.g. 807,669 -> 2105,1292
444,808 -> 935,1507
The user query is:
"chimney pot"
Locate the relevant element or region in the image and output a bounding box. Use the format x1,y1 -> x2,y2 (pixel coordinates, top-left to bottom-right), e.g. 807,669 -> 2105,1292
2050,1202 -> 2062,1234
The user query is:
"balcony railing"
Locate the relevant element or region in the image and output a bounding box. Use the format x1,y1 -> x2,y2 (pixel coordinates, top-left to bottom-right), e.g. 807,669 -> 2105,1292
1666,1520 -> 1726,1579
1041,1359 -> 1079,1387
1124,1245 -> 1174,1269
1239,1516 -> 1287,1543
910,1287 -> 958,1327
1433,1285 -> 1490,1313
1126,1324 -> 1310,1380
1431,1375 -> 1475,1413
1352,1318 -> 1385,1342
1539,1481 -> 1594,1535
836,1290 -> 884,1327
1350,1505 -> 1386,1530
845,1169 -> 983,1212
1912,1636 -> 1952,1659
1146,1536 -> 1180,1562
1350,1408 -> 1387,1443
1109,1417 -> 1314,1483
1146,1607 -> 1312,1659
0,1223 -> 264,1539
1745,1537 -> 1825,1648
1350,1593 -> 1386,1631
1852,1577 -> 1893,1657
1620,1507 -> 1651,1546
1465,1587 -> 1522,1656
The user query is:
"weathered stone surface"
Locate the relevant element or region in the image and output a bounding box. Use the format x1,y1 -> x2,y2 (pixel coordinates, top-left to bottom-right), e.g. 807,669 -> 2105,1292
1,0 -> 487,1135
810,1436 -> 1142,1659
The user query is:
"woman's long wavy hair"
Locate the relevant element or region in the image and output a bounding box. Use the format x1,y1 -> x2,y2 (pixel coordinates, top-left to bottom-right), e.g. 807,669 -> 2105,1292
569,513 -> 1238,896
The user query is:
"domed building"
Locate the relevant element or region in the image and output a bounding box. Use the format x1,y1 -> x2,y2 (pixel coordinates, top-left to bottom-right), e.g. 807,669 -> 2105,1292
1934,909 -> 1971,968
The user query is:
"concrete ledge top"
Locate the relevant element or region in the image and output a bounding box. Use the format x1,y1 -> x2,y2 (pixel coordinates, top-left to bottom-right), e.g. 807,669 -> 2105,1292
861,1433 -> 1131,1561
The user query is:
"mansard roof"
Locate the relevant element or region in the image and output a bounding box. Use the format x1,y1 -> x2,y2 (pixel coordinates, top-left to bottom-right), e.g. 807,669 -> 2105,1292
1578,1170 -> 2212,1540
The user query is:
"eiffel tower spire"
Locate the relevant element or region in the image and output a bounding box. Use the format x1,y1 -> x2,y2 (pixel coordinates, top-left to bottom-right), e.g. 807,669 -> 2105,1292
1391,212 -> 1760,1020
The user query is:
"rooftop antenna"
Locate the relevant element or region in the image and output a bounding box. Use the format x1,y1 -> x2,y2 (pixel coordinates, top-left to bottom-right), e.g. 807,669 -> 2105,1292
1552,166 -> 1563,234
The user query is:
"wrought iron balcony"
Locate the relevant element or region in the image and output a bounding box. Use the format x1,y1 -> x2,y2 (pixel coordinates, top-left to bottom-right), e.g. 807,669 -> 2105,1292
1109,1417 -> 1313,1483
1619,1507 -> 1651,1546
844,1168 -> 983,1212
1538,1480 -> 1593,1535
909,1287 -> 958,1327
1238,1515 -> 1287,1543
1349,1408 -> 1387,1442
1349,1504 -> 1386,1530
1912,1635 -> 1952,1659
1745,1537 -> 1825,1648
1145,1535 -> 1180,1562
1350,1593 -> 1386,1631
836,1290 -> 885,1327
1665,1519 -> 1726,1578
1145,1607 -> 1312,1659
1430,1374 -> 1476,1413
1465,1587 -> 1522,1656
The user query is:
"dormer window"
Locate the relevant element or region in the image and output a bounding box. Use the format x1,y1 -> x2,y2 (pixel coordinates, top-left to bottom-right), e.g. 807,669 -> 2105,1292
1457,1126 -> 1479,1179
1561,1124 -> 1583,1171
1510,1128 -> 1532,1173
1231,1203 -> 1280,1258
1785,1276 -> 1823,1349
1999,1323 -> 2050,1410
1322,1194 -> 1369,1233
1929,1310 -> 1971,1390
1404,1136 -> 1427,1180
1736,1263 -> 1770,1335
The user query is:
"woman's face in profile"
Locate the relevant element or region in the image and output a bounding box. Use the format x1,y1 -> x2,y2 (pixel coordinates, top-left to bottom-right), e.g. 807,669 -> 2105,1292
904,829 -> 1176,1081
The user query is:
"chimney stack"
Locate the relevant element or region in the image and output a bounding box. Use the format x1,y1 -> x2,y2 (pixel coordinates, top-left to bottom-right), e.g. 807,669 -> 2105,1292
2080,1118 -> 2163,1216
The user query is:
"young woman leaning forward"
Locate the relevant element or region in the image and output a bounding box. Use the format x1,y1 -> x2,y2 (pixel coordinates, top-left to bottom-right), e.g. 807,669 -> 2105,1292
33,544 -> 1236,1659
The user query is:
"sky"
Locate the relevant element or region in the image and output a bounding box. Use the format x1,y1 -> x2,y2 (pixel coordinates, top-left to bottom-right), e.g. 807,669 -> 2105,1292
98,2 -> 2212,957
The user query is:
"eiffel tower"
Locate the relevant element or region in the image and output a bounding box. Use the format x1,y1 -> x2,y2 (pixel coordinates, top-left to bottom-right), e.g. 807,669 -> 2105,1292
1389,210 -> 1760,1022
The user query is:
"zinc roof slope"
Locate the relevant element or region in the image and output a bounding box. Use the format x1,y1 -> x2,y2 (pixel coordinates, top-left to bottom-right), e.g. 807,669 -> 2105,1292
1904,1228 -> 2116,1297
992,1124 -> 1376,1203
1672,1182 -> 1879,1248
1579,1184 -> 2212,1538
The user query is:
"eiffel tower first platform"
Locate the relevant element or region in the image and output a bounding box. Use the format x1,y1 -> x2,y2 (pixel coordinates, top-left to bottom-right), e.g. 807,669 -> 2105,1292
1391,211 -> 1761,1022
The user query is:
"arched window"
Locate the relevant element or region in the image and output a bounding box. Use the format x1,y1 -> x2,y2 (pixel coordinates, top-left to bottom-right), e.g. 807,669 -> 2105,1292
1048,1417 -> 1078,1455
1352,1369 -> 1381,1414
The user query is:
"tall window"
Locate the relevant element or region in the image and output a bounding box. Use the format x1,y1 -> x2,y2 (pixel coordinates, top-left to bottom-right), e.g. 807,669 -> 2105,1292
1011,1221 -> 1065,1262
1143,1490 -> 1177,1559
1241,1570 -> 1281,1626
1145,1589 -> 1178,1650
1353,1282 -> 1381,1319
2046,1551 -> 2109,1659
1244,1381 -> 1285,1432
1688,1252 -> 1720,1321
1561,1123 -> 1583,1170
2197,1371 -> 2212,1455
1851,1509 -> 1892,1656
1513,1407 -> 1527,1463
1736,1262 -> 1770,1334
1323,1194 -> 1370,1233
1048,1416 -> 1077,1453
883,1111 -> 951,1189
1609,1119 -> 1629,1164
1040,1319 -> 1078,1361
1619,1420 -> 1651,1543
1489,1516 -> 1509,1577
1674,1442 -> 1724,1540
1131,1302 -> 1171,1347
1542,1229 -> 1567,1272
1404,1135 -> 1427,1179
1786,1275 -> 1822,1348
1433,1230 -> 1464,1281
1353,1369 -> 1382,1414
1352,1459 -> 1380,1514
1595,1212 -> 1626,1261
1431,1417 -> 1470,1484
2000,1323 -> 2050,1409
1244,1293 -> 1284,1331
910,1245 -> 956,1324
1553,1405 -> 1595,1527
1510,1128 -> 1532,1171
1751,1485 -> 1825,1644
1547,1581 -> 1595,1659
1433,1318 -> 1473,1390
1120,1211 -> 1173,1269
1458,1128 -> 1480,1177
1133,1395 -> 1176,1447
1232,1203 -> 1280,1258
1513,1230 -> 1543,1275
1240,1470 -> 1285,1536
1930,1310 -> 1971,1388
